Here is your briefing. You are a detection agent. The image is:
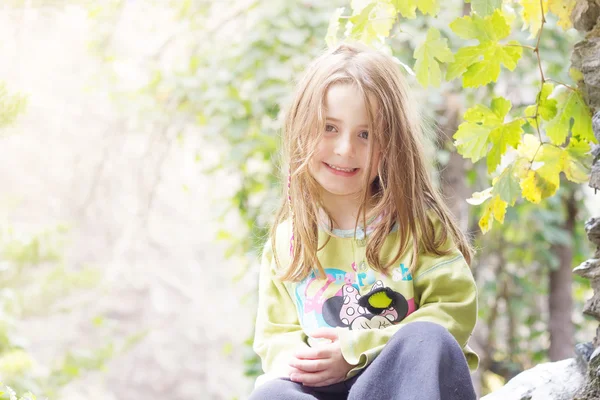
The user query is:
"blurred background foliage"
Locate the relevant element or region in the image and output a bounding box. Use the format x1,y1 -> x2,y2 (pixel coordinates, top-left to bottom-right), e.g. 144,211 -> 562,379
1,0 -> 598,399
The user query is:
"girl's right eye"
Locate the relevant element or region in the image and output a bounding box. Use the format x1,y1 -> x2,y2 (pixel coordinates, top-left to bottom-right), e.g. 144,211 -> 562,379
325,124 -> 336,132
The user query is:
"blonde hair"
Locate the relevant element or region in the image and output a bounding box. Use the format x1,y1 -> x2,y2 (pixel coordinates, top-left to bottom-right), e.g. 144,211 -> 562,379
271,41 -> 472,282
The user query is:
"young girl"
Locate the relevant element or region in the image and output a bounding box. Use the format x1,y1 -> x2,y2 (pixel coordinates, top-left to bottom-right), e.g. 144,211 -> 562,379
249,42 -> 478,400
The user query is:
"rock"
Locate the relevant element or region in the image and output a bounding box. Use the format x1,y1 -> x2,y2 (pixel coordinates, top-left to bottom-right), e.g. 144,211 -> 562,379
576,342 -> 596,371
583,296 -> 600,321
586,218 -> 600,247
572,0 -> 600,32
572,39 -> 600,109
481,359 -> 585,400
573,258 -> 600,281
591,163 -> 600,191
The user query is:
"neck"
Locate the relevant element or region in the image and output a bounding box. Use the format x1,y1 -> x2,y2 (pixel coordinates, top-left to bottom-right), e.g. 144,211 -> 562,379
319,190 -> 377,230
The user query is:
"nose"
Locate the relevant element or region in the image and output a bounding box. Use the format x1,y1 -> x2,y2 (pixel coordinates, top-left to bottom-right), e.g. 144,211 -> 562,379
334,133 -> 355,158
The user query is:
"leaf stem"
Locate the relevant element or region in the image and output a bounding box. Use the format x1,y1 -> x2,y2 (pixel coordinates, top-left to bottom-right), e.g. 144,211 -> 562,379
505,44 -> 536,50
532,0 -> 547,142
545,78 -> 577,92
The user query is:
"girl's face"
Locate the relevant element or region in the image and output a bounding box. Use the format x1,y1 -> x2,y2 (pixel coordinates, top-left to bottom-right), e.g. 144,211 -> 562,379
309,83 -> 381,201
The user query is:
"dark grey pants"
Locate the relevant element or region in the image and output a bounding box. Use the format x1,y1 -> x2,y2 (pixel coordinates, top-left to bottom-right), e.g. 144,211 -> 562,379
248,321 -> 476,400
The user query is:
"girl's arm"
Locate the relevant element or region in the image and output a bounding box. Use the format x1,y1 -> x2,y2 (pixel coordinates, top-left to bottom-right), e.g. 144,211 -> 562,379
253,240 -> 309,384
337,249 -> 478,379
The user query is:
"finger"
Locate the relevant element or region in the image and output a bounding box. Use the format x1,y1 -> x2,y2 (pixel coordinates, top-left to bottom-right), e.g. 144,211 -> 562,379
294,345 -> 332,360
290,370 -> 331,386
289,358 -> 328,373
309,328 -> 339,341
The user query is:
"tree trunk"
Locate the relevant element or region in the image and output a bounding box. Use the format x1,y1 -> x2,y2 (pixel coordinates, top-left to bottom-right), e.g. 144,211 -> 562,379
548,188 -> 577,360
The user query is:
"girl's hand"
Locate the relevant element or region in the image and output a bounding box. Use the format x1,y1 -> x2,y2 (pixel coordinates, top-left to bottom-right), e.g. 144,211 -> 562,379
288,328 -> 354,387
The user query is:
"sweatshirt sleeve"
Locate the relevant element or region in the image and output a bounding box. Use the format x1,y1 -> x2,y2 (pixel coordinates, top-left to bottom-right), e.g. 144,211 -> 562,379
337,250 -> 479,378
252,239 -> 309,385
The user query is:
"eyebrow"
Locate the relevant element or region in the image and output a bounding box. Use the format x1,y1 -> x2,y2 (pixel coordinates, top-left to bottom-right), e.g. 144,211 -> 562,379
325,116 -> 369,128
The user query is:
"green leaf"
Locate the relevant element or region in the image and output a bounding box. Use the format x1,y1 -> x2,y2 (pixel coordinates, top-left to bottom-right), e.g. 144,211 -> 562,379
449,9 -> 510,41
525,82 -> 558,128
447,10 -> 521,87
546,90 -> 595,145
563,138 -> 592,183
487,119 -> 524,173
350,3 -> 377,39
445,45 -> 483,81
454,96 -> 524,172
492,165 -> 520,206
460,42 -> 521,87
370,2 -> 396,37
471,0 -> 502,16
390,0 -> 416,18
417,0 -> 440,15
413,28 -> 454,88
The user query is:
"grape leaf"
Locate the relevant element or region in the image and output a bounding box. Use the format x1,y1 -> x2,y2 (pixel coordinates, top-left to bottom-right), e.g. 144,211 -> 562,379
390,0 -> 417,18
417,0 -> 440,16
525,82 -> 557,129
413,28 -> 454,88
546,90 -> 595,146
549,0 -> 576,30
447,10 -> 521,87
471,0 -> 502,16
562,138 -> 592,183
520,0 -> 547,37
350,3 -> 377,41
492,164 -> 520,206
479,195 -> 507,233
389,0 -> 439,17
349,1 -> 396,43
514,138 -> 588,203
450,9 -> 510,41
454,96 -> 524,172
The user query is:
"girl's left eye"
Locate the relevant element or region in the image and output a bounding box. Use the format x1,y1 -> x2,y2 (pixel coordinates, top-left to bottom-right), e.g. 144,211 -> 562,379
358,131 -> 369,139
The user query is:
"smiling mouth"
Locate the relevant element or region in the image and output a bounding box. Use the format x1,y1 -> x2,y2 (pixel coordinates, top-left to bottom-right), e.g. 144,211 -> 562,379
325,163 -> 358,173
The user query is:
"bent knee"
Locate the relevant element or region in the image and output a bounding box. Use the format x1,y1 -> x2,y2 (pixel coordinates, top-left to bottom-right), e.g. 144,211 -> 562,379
391,321 -> 457,347
248,378 -> 298,400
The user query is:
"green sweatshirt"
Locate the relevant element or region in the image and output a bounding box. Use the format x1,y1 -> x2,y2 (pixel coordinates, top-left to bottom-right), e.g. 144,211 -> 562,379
252,218 -> 478,387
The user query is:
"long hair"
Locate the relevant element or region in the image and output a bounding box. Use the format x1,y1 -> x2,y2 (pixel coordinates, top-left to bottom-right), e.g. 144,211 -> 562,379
271,41 -> 473,282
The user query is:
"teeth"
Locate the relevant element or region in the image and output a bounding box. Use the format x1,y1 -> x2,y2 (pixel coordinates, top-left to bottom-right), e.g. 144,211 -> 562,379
327,163 -> 356,172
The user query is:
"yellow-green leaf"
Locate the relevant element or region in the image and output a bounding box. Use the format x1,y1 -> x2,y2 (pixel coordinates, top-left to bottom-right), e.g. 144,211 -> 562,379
350,2 -> 377,41
471,0 -> 502,16
520,0 -> 547,37
478,195 -> 507,233
446,45 -> 483,81
546,90 -> 594,145
417,0 -> 440,16
563,139 -> 592,183
447,10 -> 521,88
492,165 -> 520,206
454,97 -> 523,172
449,9 -> 510,41
390,0 -> 417,18
549,0 -> 576,30
525,82 -> 558,129
413,28 -> 454,88
487,119 -> 525,173
460,42 -> 521,87
371,2 -> 397,37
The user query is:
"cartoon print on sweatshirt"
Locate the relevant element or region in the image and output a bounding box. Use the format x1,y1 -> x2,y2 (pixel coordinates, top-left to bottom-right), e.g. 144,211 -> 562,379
322,281 -> 409,329
293,264 -> 417,331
